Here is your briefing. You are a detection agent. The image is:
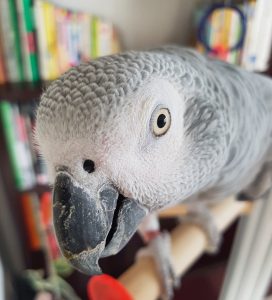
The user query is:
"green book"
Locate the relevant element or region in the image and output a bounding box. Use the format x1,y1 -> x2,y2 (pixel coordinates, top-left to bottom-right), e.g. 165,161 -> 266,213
17,0 -> 40,82
91,16 -> 98,58
23,0 -> 39,81
8,0 -> 25,81
0,101 -> 24,189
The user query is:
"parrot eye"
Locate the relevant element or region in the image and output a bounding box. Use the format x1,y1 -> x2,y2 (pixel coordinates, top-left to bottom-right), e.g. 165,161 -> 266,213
152,108 -> 171,136
83,159 -> 95,173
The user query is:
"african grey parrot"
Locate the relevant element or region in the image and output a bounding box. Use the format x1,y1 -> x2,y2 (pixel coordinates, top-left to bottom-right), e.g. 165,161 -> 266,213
35,45 -> 272,298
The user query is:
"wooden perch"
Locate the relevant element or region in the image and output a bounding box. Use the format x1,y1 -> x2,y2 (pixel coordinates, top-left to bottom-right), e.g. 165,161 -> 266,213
118,197 -> 251,300
158,204 -> 188,218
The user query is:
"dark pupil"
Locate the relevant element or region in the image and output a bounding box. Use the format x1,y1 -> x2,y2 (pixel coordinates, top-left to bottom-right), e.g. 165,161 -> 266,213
83,160 -> 95,173
157,114 -> 166,128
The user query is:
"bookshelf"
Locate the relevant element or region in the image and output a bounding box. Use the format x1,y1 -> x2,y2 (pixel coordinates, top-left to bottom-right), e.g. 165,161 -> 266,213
0,113 -> 25,236
0,92 -> 48,267
0,83 -> 45,102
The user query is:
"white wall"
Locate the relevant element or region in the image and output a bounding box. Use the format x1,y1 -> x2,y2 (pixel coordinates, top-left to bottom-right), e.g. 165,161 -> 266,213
51,0 -> 205,50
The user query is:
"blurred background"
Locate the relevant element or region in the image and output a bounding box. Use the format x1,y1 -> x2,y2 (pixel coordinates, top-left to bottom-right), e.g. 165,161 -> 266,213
0,0 -> 272,299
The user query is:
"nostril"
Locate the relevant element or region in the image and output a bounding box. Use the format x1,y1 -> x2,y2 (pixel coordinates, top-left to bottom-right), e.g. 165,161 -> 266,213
83,159 -> 95,173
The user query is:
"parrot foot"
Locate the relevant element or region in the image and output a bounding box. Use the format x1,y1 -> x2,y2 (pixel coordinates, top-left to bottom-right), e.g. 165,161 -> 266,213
180,203 -> 221,253
137,231 -> 179,300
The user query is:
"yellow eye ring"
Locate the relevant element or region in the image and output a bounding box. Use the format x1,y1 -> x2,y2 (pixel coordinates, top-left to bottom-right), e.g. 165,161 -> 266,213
152,108 -> 171,136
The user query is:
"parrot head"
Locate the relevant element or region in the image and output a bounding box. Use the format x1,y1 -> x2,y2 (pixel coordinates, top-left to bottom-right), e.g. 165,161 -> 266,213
35,49 -> 224,275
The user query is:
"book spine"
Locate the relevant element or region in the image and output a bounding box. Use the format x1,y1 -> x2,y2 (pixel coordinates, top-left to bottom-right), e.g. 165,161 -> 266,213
241,3 -> 255,68
21,192 -> 41,251
65,11 -> 81,67
68,12 -> 80,66
66,12 -> 73,67
9,0 -> 25,81
22,103 -> 48,184
34,0 -> 48,80
40,192 -> 60,259
0,0 -> 24,82
74,13 -> 81,65
111,26 -> 121,54
16,0 -> 31,81
253,0 -> 272,71
98,20 -> 113,57
91,16 -> 98,58
0,101 -> 24,189
0,56 -> 6,84
13,104 -> 36,189
21,0 -> 40,81
55,7 -> 70,73
80,14 -> 91,61
43,1 -> 59,79
0,24 -> 7,84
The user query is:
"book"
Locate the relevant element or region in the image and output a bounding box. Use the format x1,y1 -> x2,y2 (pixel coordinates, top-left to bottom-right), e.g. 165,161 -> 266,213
17,0 -> 40,81
66,11 -> 81,67
40,192 -> 60,259
91,16 -> 99,58
111,26 -> 121,54
1,100 -> 49,189
20,191 -> 61,257
55,9 -> 92,71
0,21 -> 7,84
13,104 -> 36,189
21,102 -> 48,185
0,101 -> 24,188
98,19 -> 115,57
21,192 -> 41,251
0,101 -> 36,190
0,0 -> 24,82
34,0 -> 48,80
241,0 -> 272,71
16,0 -> 30,81
35,0 -> 59,80
55,6 -> 70,73
80,13 -> 92,61
43,1 -> 60,79
240,2 -> 256,68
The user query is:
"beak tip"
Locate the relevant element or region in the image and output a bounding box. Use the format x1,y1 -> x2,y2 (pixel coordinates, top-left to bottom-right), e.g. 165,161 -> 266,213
63,242 -> 105,275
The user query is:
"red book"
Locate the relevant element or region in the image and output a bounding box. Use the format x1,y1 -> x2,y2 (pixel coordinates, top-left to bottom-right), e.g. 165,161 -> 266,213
40,192 -> 60,259
21,192 -> 41,251
0,32 -> 7,84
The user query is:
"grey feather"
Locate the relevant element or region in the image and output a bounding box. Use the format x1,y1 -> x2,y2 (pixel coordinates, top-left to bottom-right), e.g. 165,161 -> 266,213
36,46 -> 272,207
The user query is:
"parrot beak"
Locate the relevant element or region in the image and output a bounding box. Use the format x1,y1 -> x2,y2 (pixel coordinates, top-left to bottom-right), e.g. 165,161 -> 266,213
53,172 -> 147,275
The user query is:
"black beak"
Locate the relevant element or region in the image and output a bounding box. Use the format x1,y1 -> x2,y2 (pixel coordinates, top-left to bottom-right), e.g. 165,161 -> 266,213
53,172 -> 147,275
